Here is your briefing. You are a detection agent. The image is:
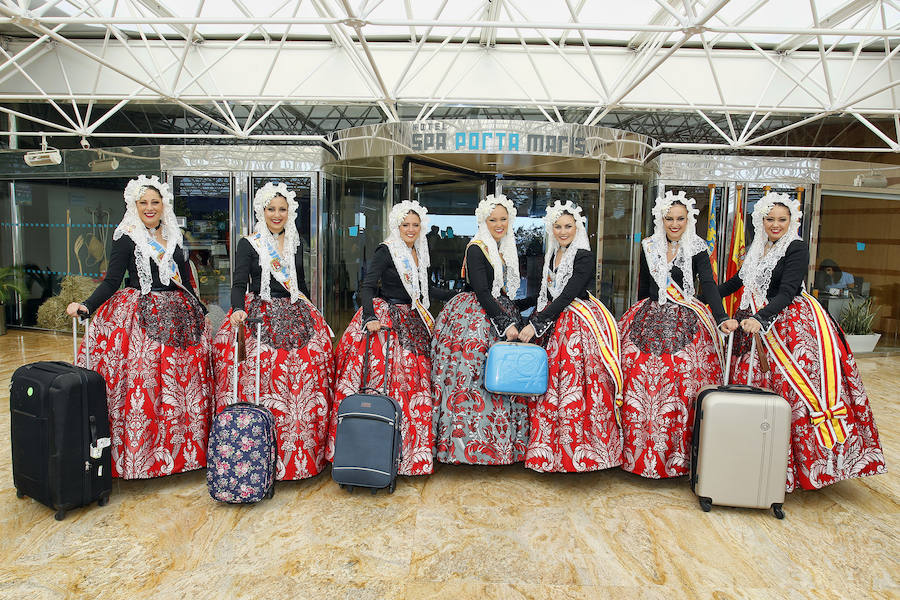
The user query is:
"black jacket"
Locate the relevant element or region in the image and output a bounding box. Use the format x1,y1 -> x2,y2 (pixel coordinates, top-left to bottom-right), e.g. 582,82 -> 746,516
719,239 -> 808,330
83,235 -> 204,315
637,247 -> 728,324
231,236 -> 310,311
526,248 -> 595,337
464,243 -> 522,337
359,243 -> 455,324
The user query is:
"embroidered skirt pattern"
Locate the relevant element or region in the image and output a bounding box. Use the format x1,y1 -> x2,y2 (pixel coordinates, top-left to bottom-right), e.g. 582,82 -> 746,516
617,298 -> 724,479
213,293 -> 333,481
77,287 -> 213,479
525,302 -> 623,473
431,292 -> 529,465
328,299 -> 435,476
728,297 -> 886,492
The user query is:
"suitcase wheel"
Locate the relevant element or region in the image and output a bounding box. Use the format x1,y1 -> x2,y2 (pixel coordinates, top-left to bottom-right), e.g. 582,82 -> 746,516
370,488 -> 378,496
15,489 -> 25,499
699,497 -> 712,512
389,481 -> 396,494
344,485 -> 354,494
54,509 -> 66,521
265,486 -> 275,500
98,495 -> 109,507
772,504 -> 785,520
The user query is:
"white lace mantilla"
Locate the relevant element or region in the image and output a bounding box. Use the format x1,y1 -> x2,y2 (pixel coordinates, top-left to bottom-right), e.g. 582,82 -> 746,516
472,193 -> 520,299
113,175 -> 183,295
643,190 -> 708,304
538,200 -> 591,310
383,200 -> 431,308
252,181 -> 301,303
739,192 -> 802,310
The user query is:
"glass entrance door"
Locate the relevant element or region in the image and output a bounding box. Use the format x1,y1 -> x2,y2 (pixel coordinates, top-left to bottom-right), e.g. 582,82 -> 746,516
170,174 -> 234,329
600,183 -> 643,317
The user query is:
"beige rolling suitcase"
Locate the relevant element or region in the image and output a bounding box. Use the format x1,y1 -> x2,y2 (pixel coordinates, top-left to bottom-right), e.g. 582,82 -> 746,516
690,332 -> 791,519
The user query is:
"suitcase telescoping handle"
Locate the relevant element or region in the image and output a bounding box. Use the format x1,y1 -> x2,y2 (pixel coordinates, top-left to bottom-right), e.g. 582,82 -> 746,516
72,308 -> 90,369
723,330 -> 758,388
360,326 -> 395,396
232,317 -> 264,404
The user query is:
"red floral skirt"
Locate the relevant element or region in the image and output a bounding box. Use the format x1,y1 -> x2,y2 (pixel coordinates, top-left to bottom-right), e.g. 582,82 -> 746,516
328,299 -> 435,476
213,294 -> 333,480
76,288 -> 213,479
617,298 -> 724,479
729,298 -> 886,491
525,302 -> 623,473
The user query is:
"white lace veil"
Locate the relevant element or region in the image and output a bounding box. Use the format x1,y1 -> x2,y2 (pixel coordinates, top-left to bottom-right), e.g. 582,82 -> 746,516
537,200 -> 591,311
641,190 -> 709,303
112,175 -> 183,295
471,193 -> 520,299
383,200 -> 431,308
738,192 -> 803,310
251,181 -> 301,302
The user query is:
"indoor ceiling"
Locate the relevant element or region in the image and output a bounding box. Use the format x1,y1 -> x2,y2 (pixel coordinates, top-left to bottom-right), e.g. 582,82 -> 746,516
0,0 -> 896,157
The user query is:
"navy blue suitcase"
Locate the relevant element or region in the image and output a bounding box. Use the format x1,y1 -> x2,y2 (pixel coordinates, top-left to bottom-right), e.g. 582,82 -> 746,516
207,319 -> 278,504
332,329 -> 402,494
10,316 -> 112,520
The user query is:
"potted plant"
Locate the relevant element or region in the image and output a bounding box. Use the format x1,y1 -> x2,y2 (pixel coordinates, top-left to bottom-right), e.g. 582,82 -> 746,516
839,295 -> 881,354
0,266 -> 28,336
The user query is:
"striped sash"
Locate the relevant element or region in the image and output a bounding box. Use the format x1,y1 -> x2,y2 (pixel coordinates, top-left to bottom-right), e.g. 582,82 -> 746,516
569,293 -> 624,425
751,291 -> 848,449
664,282 -> 724,369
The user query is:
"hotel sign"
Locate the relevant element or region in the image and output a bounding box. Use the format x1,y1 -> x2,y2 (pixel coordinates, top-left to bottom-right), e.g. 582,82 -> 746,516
328,119 -> 656,164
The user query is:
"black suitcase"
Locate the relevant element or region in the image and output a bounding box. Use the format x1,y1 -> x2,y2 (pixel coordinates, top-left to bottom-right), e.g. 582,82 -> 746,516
10,315 -> 112,520
332,328 -> 402,494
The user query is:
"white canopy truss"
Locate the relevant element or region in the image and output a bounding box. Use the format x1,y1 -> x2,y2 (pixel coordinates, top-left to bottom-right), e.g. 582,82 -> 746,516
0,0 -> 897,156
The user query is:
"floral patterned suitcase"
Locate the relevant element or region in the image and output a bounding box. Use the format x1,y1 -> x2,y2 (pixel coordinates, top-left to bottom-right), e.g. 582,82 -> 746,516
483,341 -> 549,396
207,319 -> 277,503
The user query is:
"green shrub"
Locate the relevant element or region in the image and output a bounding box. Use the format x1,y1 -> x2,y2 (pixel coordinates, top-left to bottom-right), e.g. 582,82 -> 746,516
839,296 -> 879,335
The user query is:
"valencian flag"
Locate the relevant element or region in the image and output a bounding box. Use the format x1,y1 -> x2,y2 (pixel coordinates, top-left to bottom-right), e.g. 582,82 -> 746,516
724,185 -> 746,316
705,184 -> 719,283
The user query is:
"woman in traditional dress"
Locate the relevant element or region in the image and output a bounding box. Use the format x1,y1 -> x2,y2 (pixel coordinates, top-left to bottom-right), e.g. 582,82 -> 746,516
516,201 -> 624,473
431,194 -> 530,465
66,175 -> 213,479
212,182 -> 333,481
329,200 -> 452,476
720,192 -> 885,491
617,190 -> 735,479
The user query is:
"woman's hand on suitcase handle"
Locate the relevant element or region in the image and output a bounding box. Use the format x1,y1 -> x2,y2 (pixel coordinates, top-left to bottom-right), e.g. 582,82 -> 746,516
719,319 -> 739,334
740,318 -> 762,334
66,303 -> 88,318
517,323 -> 536,343
505,325 -> 520,341
365,319 -> 382,333
230,310 -> 247,326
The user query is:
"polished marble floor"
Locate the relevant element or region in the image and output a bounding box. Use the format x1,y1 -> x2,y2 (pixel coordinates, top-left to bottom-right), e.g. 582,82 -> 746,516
0,329 -> 897,599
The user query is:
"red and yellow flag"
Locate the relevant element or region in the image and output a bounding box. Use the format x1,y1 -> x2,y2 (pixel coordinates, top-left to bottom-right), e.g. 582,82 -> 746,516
724,185 -> 745,315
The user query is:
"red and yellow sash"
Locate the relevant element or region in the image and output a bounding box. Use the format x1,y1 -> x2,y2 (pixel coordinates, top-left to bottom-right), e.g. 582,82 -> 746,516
569,294 -> 624,425
665,282 -> 724,369
415,298 -> 435,331
751,291 -> 847,449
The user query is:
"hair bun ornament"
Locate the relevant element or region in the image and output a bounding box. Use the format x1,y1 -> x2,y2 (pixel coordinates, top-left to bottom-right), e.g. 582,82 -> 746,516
652,189 -> 699,222
475,193 -> 516,224
543,200 -> 586,229
124,174 -> 174,208
388,200 -> 429,234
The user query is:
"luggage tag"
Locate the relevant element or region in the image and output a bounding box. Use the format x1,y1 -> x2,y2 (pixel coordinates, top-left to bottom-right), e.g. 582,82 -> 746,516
90,437 -> 111,459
